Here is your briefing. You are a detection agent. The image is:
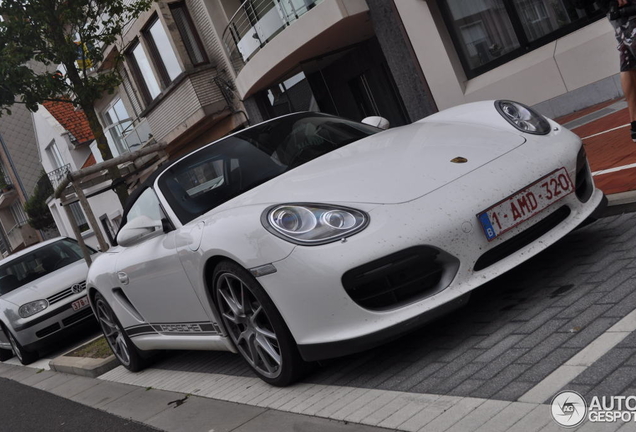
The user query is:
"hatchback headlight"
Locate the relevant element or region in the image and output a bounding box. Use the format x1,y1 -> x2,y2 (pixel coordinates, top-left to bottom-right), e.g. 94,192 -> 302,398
263,204 -> 369,245
19,300 -> 48,318
496,100 -> 551,135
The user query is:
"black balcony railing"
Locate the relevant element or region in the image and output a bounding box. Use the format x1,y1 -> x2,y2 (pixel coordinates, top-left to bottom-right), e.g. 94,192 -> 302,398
47,164 -> 71,190
222,0 -> 321,74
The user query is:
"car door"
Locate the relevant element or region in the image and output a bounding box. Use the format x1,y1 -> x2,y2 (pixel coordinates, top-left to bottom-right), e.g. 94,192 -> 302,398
115,187 -> 210,326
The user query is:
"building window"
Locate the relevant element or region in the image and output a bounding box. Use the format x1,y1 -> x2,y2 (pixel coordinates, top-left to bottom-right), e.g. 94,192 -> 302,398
143,15 -> 184,87
170,2 -> 208,66
46,140 -> 65,169
127,39 -> 162,103
439,0 -> 603,78
103,98 -> 133,156
69,202 -> 89,232
10,203 -> 28,226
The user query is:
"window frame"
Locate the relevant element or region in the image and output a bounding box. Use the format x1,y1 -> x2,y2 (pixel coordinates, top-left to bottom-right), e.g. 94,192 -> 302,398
169,1 -> 209,67
437,0 -> 604,79
102,97 -> 133,156
125,38 -> 157,105
142,13 -> 184,88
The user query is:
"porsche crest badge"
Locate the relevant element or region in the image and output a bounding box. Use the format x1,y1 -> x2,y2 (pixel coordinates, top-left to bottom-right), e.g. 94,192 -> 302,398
451,157 -> 468,164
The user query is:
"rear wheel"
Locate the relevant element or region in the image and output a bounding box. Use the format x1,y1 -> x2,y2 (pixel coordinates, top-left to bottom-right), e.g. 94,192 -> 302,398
94,292 -> 147,372
6,329 -> 38,365
214,261 -> 308,386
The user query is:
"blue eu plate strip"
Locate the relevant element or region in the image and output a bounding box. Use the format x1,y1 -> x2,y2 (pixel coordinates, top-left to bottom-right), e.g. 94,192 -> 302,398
478,213 -> 497,241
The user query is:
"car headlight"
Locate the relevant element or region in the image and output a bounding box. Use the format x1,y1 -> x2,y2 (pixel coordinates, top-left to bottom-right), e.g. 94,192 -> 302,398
263,204 -> 369,245
19,300 -> 49,318
495,100 -> 551,135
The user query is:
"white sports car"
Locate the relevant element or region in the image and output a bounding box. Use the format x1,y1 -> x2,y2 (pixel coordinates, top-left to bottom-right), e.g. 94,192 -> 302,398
87,101 -> 605,386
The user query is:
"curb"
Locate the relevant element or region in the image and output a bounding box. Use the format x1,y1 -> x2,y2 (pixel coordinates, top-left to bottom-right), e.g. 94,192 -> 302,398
49,354 -> 119,378
603,191 -> 636,217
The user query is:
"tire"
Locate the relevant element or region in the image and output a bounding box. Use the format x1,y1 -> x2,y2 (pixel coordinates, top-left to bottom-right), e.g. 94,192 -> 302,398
0,347 -> 12,361
6,328 -> 38,365
93,292 -> 148,372
213,260 -> 308,386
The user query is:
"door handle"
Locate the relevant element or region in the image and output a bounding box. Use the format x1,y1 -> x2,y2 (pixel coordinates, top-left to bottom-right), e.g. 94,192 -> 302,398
117,272 -> 129,285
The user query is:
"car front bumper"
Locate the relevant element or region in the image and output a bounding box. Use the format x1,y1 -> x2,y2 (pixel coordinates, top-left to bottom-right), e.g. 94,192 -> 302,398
258,140 -> 605,361
11,300 -> 96,351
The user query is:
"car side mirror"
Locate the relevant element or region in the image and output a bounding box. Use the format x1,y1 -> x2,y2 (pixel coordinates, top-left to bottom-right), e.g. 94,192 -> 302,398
361,116 -> 390,130
116,215 -> 163,247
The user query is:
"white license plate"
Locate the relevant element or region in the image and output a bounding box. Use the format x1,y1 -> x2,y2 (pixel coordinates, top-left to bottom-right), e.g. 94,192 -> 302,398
72,296 -> 90,311
477,168 -> 573,241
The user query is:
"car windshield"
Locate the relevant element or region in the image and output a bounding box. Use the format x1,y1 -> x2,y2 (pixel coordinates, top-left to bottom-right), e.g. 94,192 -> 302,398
158,113 -> 381,224
0,239 -> 90,296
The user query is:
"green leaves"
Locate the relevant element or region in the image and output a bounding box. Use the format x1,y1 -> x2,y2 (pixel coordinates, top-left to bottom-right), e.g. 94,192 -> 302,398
0,0 -> 152,114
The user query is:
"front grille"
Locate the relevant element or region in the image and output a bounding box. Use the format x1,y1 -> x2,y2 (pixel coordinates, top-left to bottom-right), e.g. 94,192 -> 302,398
342,246 -> 459,311
62,307 -> 94,327
575,147 -> 593,203
474,205 -> 571,271
35,323 -> 60,338
47,281 -> 86,305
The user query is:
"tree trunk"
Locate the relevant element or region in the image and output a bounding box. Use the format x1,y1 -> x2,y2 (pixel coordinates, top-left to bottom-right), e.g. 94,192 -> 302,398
82,104 -> 129,206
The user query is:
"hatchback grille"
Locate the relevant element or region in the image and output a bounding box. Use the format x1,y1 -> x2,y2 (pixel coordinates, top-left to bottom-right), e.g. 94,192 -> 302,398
35,323 -> 60,338
342,246 -> 459,310
62,308 -> 94,327
47,281 -> 86,305
474,206 -> 571,271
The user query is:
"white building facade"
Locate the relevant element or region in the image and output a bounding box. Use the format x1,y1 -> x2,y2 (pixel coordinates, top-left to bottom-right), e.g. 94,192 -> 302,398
32,104 -> 124,250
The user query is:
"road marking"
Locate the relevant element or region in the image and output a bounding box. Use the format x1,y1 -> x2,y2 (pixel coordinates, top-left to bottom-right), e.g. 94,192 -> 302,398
519,308 -> 636,404
580,123 -> 630,140
593,162 -> 636,177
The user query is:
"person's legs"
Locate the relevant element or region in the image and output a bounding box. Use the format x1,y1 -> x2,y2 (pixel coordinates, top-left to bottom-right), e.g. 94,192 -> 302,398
621,70 -> 636,122
620,23 -> 636,141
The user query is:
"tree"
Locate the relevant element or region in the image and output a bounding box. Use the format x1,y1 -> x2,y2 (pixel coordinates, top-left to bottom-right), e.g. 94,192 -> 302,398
0,0 -> 152,205
24,172 -> 56,230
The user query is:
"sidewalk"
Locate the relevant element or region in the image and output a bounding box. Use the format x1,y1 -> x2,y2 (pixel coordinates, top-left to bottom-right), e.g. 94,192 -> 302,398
0,362 -> 387,432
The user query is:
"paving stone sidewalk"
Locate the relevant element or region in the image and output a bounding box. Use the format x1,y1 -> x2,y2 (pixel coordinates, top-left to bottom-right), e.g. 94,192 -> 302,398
0,362 -> 389,432
139,212 -> 636,404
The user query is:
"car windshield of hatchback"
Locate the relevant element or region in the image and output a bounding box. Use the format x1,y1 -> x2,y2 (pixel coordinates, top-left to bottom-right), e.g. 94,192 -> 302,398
158,113 -> 381,224
0,239 -> 89,296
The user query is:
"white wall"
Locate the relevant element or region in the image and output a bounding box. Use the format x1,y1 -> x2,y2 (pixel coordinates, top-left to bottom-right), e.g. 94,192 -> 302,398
32,105 -> 123,251
32,106 -> 92,173
395,0 -> 619,114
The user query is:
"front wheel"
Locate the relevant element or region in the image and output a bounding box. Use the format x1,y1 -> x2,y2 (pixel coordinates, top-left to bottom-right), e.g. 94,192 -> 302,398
94,292 -> 148,372
6,329 -> 38,365
214,261 -> 309,386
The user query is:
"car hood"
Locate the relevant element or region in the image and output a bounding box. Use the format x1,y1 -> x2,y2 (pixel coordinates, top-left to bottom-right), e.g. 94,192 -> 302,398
0,259 -> 89,306
233,121 -> 526,206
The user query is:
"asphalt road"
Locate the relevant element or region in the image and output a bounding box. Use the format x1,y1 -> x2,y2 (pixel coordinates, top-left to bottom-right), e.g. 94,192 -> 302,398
0,377 -> 160,432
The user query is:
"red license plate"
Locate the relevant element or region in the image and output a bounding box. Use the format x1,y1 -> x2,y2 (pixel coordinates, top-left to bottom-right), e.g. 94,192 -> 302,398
477,168 -> 573,241
72,296 -> 90,311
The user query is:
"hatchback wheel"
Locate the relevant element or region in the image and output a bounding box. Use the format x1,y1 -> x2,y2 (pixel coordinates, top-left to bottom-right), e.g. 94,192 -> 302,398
94,292 -> 147,372
6,329 -> 38,365
214,261 -> 308,386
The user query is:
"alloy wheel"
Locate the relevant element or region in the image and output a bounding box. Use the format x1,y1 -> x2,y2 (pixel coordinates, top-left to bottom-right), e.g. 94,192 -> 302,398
96,298 -> 131,367
217,273 -> 282,379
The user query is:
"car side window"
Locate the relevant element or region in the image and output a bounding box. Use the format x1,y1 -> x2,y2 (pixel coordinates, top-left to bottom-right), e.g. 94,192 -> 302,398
125,188 -> 163,226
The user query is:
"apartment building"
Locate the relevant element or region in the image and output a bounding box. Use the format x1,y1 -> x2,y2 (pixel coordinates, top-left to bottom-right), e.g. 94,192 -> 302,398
209,0 -> 619,127
93,0 -> 248,162
0,104 -> 45,255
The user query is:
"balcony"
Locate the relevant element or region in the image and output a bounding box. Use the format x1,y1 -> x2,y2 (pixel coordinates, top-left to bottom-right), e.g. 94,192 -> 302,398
222,0 -> 372,98
47,164 -> 71,191
223,0 -> 322,72
0,185 -> 17,209
122,118 -> 153,152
